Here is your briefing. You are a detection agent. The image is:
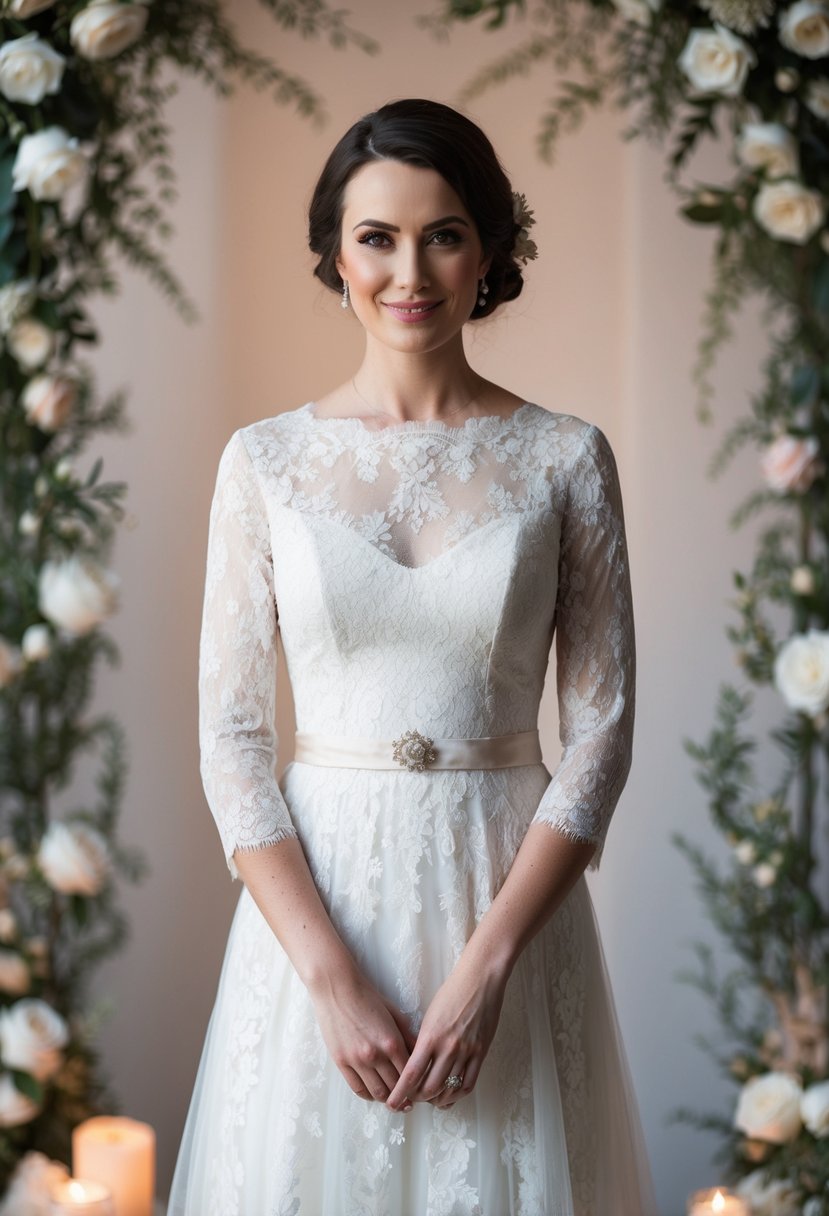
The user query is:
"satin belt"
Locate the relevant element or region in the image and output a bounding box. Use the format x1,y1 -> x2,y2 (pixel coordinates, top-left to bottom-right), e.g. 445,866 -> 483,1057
293,728 -> 542,771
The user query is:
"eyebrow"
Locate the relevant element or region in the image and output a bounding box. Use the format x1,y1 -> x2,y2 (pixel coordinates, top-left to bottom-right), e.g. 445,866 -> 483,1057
352,215 -> 470,232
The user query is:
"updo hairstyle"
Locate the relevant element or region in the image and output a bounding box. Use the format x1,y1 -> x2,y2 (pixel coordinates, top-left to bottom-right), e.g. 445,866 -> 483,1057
307,98 -> 526,321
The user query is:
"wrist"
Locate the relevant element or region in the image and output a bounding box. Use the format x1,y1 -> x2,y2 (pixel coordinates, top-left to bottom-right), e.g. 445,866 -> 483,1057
302,945 -> 362,1001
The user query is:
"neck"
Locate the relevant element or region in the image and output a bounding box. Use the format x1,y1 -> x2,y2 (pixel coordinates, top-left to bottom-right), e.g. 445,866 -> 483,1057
353,334 -> 487,422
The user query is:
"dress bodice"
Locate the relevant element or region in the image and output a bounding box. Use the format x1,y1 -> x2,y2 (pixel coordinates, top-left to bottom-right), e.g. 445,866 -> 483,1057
198,401 -> 635,879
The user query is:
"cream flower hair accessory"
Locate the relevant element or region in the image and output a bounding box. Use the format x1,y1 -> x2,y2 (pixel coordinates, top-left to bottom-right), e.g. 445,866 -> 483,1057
511,191 -> 538,263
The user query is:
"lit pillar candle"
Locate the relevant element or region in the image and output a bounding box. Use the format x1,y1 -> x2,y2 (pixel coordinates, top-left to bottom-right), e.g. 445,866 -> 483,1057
687,1187 -> 750,1216
72,1117 -> 155,1216
50,1178 -> 115,1216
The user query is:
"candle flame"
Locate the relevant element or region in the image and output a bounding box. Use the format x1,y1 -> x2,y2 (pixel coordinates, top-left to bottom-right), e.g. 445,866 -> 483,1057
713,1192 -> 725,1212
68,1180 -> 88,1199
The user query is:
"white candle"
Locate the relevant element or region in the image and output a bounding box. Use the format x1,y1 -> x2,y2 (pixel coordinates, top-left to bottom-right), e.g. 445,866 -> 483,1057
688,1187 -> 750,1216
50,1177 -> 115,1216
72,1116 -> 155,1216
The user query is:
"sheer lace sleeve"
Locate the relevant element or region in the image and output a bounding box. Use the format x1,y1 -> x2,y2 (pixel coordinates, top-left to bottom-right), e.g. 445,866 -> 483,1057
530,423 -> 635,871
198,429 -> 298,881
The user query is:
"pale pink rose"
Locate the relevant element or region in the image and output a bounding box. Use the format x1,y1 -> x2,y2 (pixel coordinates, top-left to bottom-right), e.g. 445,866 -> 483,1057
38,555 -> 119,636
5,0 -> 57,14
0,1074 -> 40,1128
760,433 -> 823,492
0,951 -> 30,996
0,1150 -> 70,1215
753,179 -> 827,244
21,373 -> 76,432
37,821 -> 110,896
7,316 -> 54,371
0,638 -> 22,689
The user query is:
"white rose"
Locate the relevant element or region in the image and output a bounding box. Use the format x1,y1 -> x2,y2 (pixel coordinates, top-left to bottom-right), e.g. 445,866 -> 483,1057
19,510 -> 40,538
0,998 -> 69,1082
21,624 -> 50,663
611,0 -> 661,24
736,122 -> 800,179
753,861 -> 777,888
801,1079 -> 829,1136
678,22 -> 757,97
791,564 -> 816,594
735,839 -> 757,864
38,821 -> 110,896
753,179 -> 827,243
0,1151 -> 70,1216
735,1071 -> 804,1142
54,457 -> 73,479
12,126 -> 89,202
38,555 -> 119,636
774,629 -> 829,716
0,637 -> 22,688
779,1 -> 829,58
0,32 -> 65,105
7,316 -> 54,371
760,433 -> 823,492
735,1167 -> 800,1216
0,278 -> 36,334
70,1 -> 149,61
0,911 -> 18,944
0,1073 -> 40,1128
776,66 -> 801,91
5,0 -> 57,15
805,77 -> 829,119
0,951 -> 30,997
21,372 -> 76,431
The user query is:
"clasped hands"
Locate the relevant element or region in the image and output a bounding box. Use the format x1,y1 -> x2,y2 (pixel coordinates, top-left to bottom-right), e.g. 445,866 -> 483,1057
310,954 -> 508,1113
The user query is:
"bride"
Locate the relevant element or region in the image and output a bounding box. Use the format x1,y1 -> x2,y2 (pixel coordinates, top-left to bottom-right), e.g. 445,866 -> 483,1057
169,96 -> 658,1215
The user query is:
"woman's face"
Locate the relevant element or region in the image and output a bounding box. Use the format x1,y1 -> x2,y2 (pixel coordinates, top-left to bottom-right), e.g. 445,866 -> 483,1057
334,159 -> 492,354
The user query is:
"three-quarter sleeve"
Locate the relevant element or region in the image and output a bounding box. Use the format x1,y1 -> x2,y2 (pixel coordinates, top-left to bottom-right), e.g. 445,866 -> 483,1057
530,423 -> 636,871
198,428 -> 298,881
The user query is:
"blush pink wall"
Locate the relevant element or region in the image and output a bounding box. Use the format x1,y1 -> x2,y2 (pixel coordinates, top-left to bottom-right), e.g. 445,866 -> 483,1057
82,2 -> 773,1209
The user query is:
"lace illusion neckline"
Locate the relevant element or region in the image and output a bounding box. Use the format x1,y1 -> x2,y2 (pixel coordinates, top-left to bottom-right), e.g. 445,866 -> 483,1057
300,399 -> 536,438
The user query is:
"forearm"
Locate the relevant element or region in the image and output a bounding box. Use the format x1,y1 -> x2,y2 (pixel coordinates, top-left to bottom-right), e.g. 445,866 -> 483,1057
233,838 -> 359,996
457,823 -> 596,983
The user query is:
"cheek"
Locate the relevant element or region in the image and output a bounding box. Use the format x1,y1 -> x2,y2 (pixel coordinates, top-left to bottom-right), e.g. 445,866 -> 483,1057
341,251 -> 385,295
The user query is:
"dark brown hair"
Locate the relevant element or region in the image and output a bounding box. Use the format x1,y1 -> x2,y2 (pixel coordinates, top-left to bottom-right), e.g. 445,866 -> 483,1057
307,98 -> 525,320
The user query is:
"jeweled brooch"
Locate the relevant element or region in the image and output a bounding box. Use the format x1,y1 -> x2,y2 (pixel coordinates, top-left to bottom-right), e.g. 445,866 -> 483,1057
391,728 -> 437,771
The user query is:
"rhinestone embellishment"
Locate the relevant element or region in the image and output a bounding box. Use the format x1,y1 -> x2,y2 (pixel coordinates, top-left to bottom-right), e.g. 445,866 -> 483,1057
391,728 -> 437,771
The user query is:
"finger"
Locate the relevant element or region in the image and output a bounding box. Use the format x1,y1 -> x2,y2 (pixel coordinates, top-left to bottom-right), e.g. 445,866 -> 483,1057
386,1052 -> 432,1109
432,1061 -> 467,1108
412,1050 -> 459,1103
458,1053 -> 483,1095
386,1004 -> 418,1054
359,1066 -> 393,1102
342,1064 -> 372,1100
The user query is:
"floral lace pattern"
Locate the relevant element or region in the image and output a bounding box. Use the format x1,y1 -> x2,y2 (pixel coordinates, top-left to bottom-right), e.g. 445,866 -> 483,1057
170,400 -> 654,1214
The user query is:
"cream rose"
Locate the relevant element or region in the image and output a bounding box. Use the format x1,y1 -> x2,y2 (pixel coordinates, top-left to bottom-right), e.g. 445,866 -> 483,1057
38,555 -> 119,636
21,373 -> 76,431
735,1167 -> 800,1216
678,22 -> 757,97
735,840 -> 757,864
0,1151 -> 70,1215
774,629 -> 829,716
70,1 -> 149,61
791,564 -> 816,594
12,126 -> 89,203
753,861 -> 777,888
736,122 -> 799,179
734,1071 -> 804,1142
7,316 -> 54,371
760,433 -> 823,492
0,32 -> 65,105
611,0 -> 662,24
753,179 -> 826,243
0,998 -> 68,1082
801,1079 -> 829,1136
0,951 -> 30,997
0,637 -> 22,689
779,1 -> 829,58
0,1073 -> 40,1128
21,624 -> 51,663
38,821 -> 110,896
5,0 -> 57,14
0,278 -> 36,335
805,77 -> 829,120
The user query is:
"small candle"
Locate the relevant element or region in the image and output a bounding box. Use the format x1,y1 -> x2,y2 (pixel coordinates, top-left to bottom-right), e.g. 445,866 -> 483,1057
72,1117 -> 155,1216
687,1187 -> 750,1216
50,1177 -> 115,1215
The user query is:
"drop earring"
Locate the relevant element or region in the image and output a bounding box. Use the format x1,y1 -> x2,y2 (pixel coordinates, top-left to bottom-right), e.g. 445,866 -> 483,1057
477,277 -> 489,308
341,279 -> 350,310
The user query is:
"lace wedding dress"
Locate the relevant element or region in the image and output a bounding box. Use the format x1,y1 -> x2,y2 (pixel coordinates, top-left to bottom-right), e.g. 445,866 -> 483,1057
168,400 -> 658,1216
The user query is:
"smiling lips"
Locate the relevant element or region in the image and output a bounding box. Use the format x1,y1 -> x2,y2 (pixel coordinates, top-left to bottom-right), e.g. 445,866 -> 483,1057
383,300 -> 443,323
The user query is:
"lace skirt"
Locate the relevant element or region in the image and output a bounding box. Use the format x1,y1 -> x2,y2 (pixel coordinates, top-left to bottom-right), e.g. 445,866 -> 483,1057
168,760 -> 658,1216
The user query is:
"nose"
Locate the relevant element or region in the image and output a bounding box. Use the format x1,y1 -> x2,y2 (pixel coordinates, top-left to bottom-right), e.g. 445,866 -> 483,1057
394,239 -> 430,293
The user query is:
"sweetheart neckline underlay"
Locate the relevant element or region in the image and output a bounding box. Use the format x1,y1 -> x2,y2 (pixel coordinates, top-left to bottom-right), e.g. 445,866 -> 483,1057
299,399 -> 536,437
